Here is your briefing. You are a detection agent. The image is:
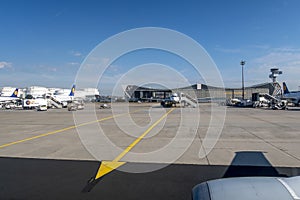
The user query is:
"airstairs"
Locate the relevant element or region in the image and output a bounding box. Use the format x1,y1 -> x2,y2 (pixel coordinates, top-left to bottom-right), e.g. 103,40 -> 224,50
261,93 -> 286,110
47,97 -> 62,109
267,69 -> 287,110
180,93 -> 198,108
255,68 -> 287,110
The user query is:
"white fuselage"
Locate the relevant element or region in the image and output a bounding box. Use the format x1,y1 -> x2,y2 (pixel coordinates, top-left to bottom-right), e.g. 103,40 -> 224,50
170,94 -> 180,103
52,95 -> 73,103
0,96 -> 19,103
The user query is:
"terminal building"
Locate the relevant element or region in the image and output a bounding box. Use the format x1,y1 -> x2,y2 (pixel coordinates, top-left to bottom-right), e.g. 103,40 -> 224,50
124,83 -> 274,101
124,85 -> 172,101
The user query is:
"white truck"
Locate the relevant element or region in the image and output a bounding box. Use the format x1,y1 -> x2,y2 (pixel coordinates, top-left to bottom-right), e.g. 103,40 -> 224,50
23,97 -> 47,110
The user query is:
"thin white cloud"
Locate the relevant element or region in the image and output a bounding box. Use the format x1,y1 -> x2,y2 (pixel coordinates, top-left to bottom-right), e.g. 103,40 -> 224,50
0,61 -> 12,69
67,62 -> 80,66
48,67 -> 57,72
253,47 -> 300,70
248,47 -> 300,90
55,11 -> 63,17
221,47 -> 300,89
70,50 -> 82,57
272,47 -> 300,53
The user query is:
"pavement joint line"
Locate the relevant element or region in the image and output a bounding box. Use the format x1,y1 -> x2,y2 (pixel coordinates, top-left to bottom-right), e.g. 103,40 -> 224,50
0,108 -> 144,149
241,127 -> 300,162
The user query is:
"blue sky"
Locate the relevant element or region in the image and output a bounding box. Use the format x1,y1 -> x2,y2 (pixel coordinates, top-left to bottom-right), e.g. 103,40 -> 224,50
1,0 -> 300,94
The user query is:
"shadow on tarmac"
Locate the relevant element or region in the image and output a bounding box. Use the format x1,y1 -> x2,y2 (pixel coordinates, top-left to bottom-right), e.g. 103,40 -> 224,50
0,152 -> 299,200
223,151 -> 287,177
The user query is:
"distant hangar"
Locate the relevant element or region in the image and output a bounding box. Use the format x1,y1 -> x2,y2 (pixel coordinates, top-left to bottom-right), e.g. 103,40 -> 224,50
125,83 -> 274,101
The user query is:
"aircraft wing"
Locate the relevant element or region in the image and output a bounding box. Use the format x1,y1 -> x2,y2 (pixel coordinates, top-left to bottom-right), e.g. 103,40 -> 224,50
192,176 -> 300,200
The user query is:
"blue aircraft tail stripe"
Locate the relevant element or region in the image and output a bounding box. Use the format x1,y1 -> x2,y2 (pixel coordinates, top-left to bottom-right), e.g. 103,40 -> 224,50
69,85 -> 75,96
10,88 -> 18,97
283,82 -> 290,94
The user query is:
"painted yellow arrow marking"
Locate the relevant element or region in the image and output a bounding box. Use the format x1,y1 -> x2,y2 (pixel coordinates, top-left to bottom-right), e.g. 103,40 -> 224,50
94,108 -> 175,180
95,161 -> 126,179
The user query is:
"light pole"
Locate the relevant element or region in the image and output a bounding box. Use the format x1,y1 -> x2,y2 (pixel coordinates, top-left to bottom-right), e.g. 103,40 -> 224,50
240,60 -> 246,100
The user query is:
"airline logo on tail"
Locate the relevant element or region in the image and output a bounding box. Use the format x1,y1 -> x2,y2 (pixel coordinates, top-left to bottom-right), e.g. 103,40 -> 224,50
283,82 -> 290,94
10,88 -> 19,97
69,84 -> 76,96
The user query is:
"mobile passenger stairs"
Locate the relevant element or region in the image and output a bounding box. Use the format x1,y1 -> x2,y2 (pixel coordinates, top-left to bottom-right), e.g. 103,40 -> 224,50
253,68 -> 287,110
47,96 -> 63,109
179,93 -> 198,108
259,92 -> 287,110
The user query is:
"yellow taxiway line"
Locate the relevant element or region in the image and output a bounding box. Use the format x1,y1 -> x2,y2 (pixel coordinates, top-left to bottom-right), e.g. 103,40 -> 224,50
0,111 -> 137,149
0,107 -> 175,184
94,108 -> 175,180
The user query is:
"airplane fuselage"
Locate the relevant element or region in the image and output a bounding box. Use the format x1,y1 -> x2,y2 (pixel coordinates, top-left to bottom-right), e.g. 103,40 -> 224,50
282,92 -> 300,105
0,96 -> 19,103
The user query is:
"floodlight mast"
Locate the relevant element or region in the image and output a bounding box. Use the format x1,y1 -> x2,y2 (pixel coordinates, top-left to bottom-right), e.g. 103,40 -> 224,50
240,60 -> 246,100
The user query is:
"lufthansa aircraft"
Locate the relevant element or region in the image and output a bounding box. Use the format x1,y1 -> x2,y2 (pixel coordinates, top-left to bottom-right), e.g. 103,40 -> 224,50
52,84 -> 75,107
282,82 -> 300,106
0,88 -> 19,103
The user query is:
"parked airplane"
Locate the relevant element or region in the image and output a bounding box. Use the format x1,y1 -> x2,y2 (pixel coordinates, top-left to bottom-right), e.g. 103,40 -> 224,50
282,82 -> 300,106
0,88 -> 19,103
161,93 -> 197,107
228,97 -> 253,107
160,93 -> 181,107
52,84 -> 75,107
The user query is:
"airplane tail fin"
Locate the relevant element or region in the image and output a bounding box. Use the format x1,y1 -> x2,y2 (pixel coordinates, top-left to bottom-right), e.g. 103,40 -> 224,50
69,84 -> 75,96
10,88 -> 18,97
283,82 -> 290,94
